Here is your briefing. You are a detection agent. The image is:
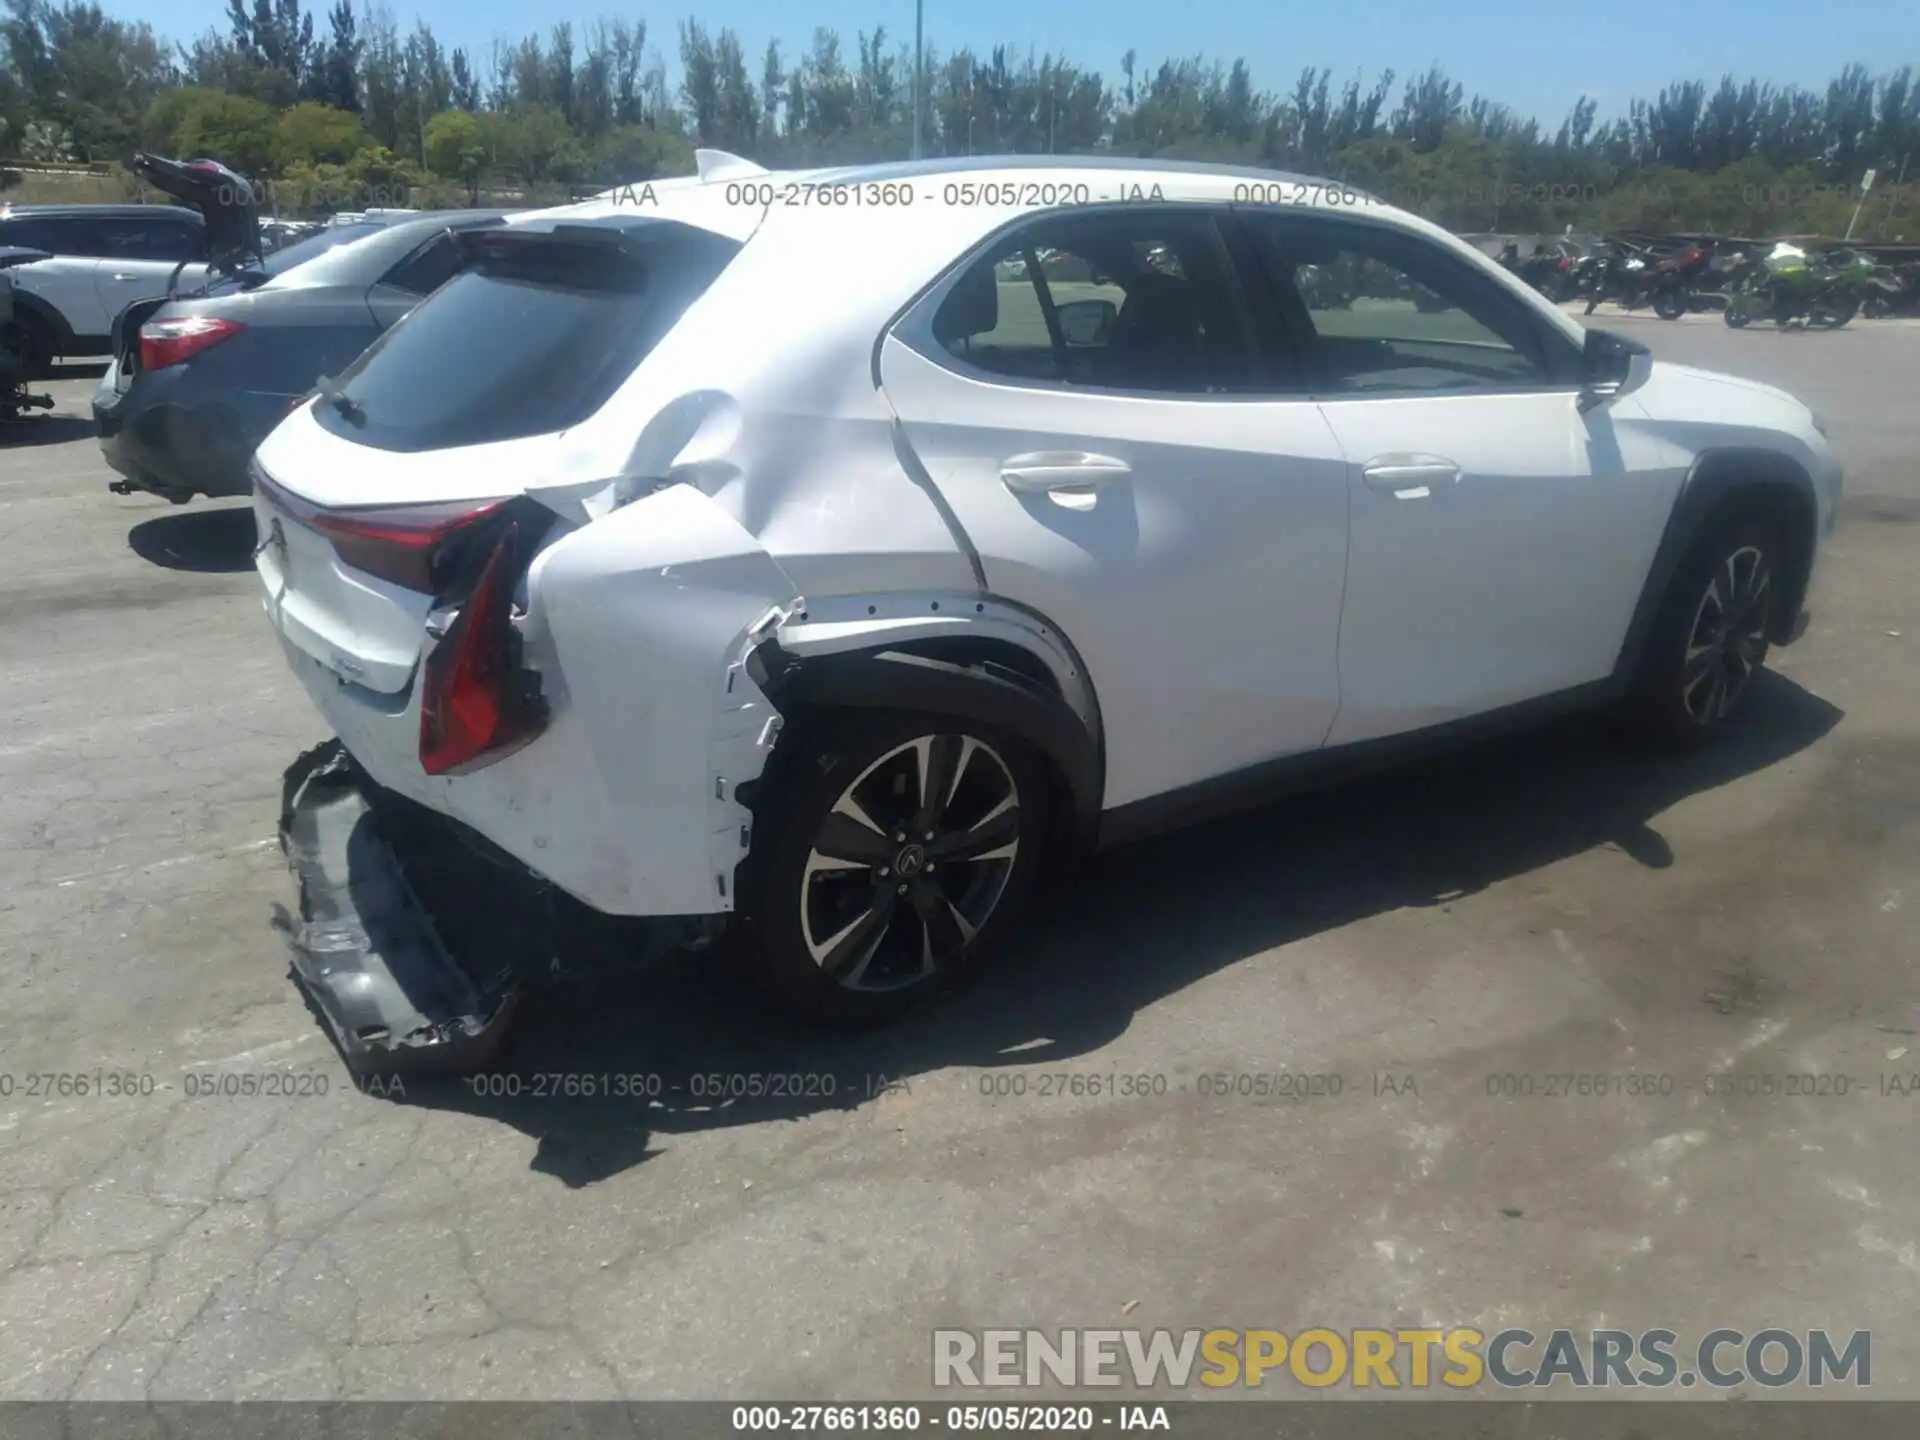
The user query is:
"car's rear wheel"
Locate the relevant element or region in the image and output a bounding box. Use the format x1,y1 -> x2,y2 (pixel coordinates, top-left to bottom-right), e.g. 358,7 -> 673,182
742,711 -> 1048,1022
3,312 -> 51,381
1623,517 -> 1781,749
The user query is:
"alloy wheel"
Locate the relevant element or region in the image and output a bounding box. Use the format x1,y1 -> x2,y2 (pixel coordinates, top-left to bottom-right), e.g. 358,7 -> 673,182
1681,546 -> 1772,725
798,734 -> 1022,993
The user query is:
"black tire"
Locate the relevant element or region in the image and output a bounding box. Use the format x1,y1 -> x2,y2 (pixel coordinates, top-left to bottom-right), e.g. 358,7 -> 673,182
1652,287 -> 1687,320
5,310 -> 53,379
1621,517 -> 1781,750
1724,303 -> 1752,329
1810,298 -> 1858,330
739,709 -> 1050,1023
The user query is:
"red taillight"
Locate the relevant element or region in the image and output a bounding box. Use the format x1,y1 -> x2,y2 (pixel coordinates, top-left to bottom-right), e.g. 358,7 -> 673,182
419,526 -> 545,776
306,498 -> 509,594
139,314 -> 244,370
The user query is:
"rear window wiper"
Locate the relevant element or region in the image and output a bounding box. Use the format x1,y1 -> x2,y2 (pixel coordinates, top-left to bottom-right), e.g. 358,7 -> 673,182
313,373 -> 365,426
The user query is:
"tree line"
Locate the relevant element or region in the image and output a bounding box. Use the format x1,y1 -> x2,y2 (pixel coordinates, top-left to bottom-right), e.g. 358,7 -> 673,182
0,0 -> 1916,235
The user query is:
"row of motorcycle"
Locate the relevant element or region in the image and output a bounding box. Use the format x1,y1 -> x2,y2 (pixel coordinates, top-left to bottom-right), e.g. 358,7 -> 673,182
1497,237 -> 1920,329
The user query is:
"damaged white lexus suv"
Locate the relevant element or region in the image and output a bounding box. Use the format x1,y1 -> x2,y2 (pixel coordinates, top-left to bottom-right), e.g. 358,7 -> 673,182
257,152 -> 1840,1072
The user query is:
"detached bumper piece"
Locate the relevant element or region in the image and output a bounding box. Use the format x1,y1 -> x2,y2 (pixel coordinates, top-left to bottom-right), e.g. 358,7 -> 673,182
278,739 -> 520,1076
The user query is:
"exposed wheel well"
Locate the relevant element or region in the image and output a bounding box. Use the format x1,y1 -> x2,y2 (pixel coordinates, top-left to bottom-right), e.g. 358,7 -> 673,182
751,634 -> 1100,884
873,635 -> 1062,697
1685,452 -> 1818,643
872,637 -> 1086,877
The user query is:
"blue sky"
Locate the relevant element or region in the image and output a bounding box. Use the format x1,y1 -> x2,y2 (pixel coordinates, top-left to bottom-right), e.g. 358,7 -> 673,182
121,0 -> 1917,130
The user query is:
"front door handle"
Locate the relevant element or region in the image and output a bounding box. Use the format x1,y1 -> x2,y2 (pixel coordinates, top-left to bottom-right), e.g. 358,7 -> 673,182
109,273 -> 139,282
999,452 -> 1132,495
1361,454 -> 1461,499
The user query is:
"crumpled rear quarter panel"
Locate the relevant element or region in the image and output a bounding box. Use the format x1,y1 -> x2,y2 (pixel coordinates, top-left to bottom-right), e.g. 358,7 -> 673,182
529,482 -> 797,915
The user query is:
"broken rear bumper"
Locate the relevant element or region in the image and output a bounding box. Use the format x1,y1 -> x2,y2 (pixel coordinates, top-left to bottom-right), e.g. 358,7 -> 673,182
278,739 -> 520,1075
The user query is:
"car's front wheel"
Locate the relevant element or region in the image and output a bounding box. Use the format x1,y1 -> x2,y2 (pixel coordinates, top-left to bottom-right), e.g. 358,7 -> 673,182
742,711 -> 1049,1021
1623,518 -> 1781,749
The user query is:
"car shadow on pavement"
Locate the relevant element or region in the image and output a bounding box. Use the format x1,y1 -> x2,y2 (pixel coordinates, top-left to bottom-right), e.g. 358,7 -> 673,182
2,414 -> 96,446
382,672 -> 1844,1187
128,505 -> 256,572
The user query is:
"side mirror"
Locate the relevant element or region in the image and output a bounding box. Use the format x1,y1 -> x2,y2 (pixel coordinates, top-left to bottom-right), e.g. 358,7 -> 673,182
1578,327 -> 1653,413
1056,297 -> 1117,347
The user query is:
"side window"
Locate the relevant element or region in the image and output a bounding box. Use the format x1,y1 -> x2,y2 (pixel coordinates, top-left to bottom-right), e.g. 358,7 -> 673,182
382,232 -> 461,295
95,217 -> 201,262
929,210 -> 1256,394
1243,215 -> 1565,393
0,218 -> 58,251
45,216 -> 114,258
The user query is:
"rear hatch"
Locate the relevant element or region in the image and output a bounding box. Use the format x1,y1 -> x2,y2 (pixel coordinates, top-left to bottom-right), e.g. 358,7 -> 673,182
253,212 -> 748,695
130,152 -> 263,267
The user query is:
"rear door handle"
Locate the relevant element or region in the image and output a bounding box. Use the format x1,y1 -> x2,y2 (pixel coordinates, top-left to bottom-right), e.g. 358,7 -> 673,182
999,452 -> 1132,495
1360,454 -> 1461,499
109,273 -> 139,282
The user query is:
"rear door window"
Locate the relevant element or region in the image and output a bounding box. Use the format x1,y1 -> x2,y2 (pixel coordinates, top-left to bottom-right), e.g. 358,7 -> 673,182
95,216 -> 202,262
317,219 -> 742,452
929,210 -> 1258,394
48,216 -> 115,257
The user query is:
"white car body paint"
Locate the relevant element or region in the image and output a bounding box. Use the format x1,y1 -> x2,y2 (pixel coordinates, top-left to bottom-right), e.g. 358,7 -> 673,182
252,157 -> 1842,919
1314,386 -> 1681,745
878,334 -> 1350,806
274,483 -> 792,915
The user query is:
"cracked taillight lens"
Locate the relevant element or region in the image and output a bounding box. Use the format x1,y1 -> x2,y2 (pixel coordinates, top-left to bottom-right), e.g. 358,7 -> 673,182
418,525 -> 547,776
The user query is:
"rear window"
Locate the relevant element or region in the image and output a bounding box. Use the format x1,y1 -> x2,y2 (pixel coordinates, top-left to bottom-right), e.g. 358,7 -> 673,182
261,221 -> 385,276
315,220 -> 742,452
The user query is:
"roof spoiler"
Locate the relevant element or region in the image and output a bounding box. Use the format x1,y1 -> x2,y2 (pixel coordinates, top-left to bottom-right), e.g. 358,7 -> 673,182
693,149 -> 769,183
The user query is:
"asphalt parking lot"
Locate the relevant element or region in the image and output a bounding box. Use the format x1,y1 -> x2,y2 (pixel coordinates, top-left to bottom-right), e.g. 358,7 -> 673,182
1,313 -> 1917,1402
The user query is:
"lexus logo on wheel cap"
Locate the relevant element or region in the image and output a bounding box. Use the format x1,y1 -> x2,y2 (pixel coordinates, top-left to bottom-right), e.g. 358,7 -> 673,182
894,843 -> 926,878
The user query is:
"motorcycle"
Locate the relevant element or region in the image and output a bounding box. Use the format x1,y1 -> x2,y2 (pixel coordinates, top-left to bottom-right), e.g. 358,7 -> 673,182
1803,249 -> 1875,328
1565,246 -> 1613,304
1649,243 -> 1718,320
0,245 -> 57,422
1723,251 -> 1803,329
1863,260 -> 1920,317
1581,242 -> 1662,314
1538,251 -> 1584,302
1728,247 -> 1843,332
1497,243 -> 1580,302
1723,244 -> 1862,329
